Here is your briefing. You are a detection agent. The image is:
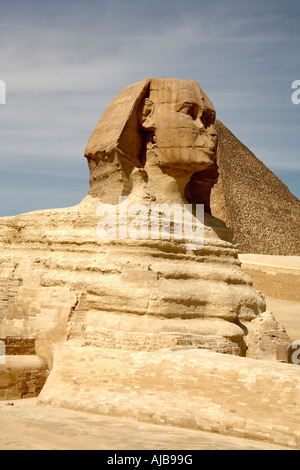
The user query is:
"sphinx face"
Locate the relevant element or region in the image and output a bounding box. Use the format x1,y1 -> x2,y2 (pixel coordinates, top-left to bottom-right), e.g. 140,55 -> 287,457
149,79 -> 217,171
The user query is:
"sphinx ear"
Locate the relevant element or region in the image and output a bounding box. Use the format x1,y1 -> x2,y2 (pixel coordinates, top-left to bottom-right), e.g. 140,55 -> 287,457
138,98 -> 156,131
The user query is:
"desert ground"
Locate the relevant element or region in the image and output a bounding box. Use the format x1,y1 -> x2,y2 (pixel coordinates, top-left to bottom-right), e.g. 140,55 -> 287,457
0,397 -> 292,450
239,255 -> 300,339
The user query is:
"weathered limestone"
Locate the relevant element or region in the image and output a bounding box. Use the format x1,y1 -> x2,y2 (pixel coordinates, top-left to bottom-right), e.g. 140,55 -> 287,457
0,78 -> 298,447
245,311 -> 292,361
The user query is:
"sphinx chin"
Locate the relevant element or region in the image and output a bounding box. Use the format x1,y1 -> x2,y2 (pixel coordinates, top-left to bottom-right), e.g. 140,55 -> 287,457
156,148 -> 215,169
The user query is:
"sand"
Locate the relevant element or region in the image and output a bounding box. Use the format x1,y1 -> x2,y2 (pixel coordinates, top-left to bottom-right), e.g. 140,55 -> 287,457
0,398 -> 291,451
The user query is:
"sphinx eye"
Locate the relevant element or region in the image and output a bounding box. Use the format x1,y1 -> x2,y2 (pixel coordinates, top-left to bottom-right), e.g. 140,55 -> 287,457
201,109 -> 216,128
179,103 -> 197,119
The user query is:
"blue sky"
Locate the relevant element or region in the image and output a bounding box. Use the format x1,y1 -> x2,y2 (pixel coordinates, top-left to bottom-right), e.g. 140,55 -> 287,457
0,0 -> 299,216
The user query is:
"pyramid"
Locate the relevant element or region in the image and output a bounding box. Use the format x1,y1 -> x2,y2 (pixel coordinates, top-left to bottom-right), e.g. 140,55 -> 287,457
211,120 -> 300,255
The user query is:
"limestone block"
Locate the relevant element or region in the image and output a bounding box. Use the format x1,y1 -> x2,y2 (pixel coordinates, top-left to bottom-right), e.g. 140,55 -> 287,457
0,355 -> 47,401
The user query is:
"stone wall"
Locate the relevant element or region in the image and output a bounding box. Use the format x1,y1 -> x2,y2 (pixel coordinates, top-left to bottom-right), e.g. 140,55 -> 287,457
0,356 -> 48,401
239,255 -> 300,302
0,277 -> 22,322
39,344 -> 300,449
0,286 -> 78,368
0,337 -> 35,355
0,283 -> 77,399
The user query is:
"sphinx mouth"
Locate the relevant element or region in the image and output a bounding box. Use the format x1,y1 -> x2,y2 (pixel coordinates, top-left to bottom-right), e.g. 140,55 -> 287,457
192,147 -> 217,159
195,147 -> 215,154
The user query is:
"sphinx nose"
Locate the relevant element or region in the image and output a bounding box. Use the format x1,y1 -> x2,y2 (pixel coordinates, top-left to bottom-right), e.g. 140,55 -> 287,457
195,117 -> 205,132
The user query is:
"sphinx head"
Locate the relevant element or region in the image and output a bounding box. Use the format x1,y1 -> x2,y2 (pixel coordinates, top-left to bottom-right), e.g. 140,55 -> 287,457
84,78 -> 218,205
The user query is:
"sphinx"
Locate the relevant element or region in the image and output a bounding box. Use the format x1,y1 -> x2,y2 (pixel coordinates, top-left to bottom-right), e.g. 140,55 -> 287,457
0,78 -> 288,371
1,80 -> 298,448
